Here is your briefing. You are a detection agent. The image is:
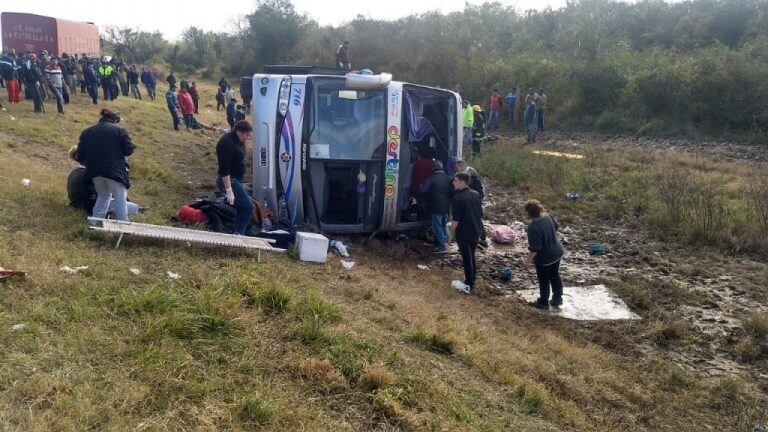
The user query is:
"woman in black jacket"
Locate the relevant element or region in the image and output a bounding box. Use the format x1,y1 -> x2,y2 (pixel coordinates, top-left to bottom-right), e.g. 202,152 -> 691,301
76,109 -> 135,220
523,199 -> 565,309
216,120 -> 254,235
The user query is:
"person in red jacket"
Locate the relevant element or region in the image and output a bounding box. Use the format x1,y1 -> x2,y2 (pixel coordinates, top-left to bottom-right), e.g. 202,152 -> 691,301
488,88 -> 502,131
177,87 -> 196,131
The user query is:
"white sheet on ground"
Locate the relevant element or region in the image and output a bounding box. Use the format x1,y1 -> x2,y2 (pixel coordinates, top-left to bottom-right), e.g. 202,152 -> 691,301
518,284 -> 640,321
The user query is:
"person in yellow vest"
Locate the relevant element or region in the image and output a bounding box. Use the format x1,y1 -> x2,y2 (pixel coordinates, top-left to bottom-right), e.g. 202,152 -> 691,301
462,99 -> 474,148
97,60 -> 114,101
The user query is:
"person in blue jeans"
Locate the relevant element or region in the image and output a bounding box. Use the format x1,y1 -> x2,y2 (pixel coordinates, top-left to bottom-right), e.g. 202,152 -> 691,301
419,160 -> 453,253
165,85 -> 181,131
216,120 -> 255,235
462,99 -> 474,148
75,108 -> 135,221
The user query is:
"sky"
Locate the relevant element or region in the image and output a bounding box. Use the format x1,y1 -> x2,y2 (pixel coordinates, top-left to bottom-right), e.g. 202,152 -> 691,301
1,0 -> 568,41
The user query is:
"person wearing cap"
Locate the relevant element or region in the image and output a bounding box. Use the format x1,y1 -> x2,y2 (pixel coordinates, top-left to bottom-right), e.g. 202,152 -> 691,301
165,85 -> 181,131
75,108 -> 135,221
471,105 -> 486,154
226,97 -> 237,129
419,160 -> 453,253
462,99 -> 474,148
97,60 -> 114,101
336,40 -> 351,70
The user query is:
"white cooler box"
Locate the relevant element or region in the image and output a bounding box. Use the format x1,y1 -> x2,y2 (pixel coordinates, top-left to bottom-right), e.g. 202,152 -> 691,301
295,232 -> 329,263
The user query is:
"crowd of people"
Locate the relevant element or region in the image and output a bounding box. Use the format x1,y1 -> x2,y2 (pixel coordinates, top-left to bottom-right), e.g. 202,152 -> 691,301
0,48 -> 243,135
460,86 -> 548,150
0,49 -> 168,114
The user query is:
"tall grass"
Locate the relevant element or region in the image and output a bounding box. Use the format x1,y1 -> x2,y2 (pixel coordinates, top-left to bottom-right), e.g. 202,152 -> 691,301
473,145 -> 768,255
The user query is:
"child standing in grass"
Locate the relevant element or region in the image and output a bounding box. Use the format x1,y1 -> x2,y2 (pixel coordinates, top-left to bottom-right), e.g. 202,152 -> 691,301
523,199 -> 564,309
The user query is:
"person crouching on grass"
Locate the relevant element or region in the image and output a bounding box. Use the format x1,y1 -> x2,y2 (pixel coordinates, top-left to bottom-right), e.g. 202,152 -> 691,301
450,172 -> 484,294
523,199 -> 564,308
75,108 -> 135,221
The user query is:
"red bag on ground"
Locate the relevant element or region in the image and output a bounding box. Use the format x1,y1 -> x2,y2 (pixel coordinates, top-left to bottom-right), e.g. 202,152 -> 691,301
178,205 -> 207,225
491,225 -> 517,244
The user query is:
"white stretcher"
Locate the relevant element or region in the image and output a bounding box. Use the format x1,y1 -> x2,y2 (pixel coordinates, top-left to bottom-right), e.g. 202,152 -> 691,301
87,217 -> 285,260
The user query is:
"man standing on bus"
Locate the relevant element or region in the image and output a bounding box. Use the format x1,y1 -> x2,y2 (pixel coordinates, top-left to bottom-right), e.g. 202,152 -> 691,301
336,40 -> 351,70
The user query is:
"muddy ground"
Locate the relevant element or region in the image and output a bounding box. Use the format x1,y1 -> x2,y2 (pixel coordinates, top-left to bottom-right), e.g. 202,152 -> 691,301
346,131 -> 768,391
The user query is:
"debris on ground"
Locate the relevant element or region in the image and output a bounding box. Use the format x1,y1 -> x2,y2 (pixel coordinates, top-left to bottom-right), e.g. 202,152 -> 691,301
330,240 -> 350,257
129,268 -> 141,275
0,267 -> 26,280
417,265 -> 429,270
589,244 -> 605,255
10,324 -> 26,331
166,271 -> 181,280
566,192 -> 581,201
59,265 -> 88,274
341,260 -> 355,270
296,232 -> 329,263
491,225 -> 517,244
20,178 -> 30,187
531,150 -> 585,159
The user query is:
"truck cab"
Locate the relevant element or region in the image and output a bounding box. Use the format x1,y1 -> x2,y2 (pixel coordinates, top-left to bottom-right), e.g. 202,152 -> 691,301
249,66 -> 462,234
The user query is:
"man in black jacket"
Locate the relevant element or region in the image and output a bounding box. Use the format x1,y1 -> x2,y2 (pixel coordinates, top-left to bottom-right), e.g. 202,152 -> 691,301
127,66 -> 141,99
451,172 -> 484,294
455,160 -> 488,248
419,160 -> 453,253
21,53 -> 44,113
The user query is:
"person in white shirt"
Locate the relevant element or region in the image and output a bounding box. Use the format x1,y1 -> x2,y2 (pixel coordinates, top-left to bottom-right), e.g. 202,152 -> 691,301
225,85 -> 236,104
45,60 -> 65,114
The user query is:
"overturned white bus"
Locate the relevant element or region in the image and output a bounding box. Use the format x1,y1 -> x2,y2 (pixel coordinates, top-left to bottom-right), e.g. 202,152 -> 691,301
247,66 -> 462,234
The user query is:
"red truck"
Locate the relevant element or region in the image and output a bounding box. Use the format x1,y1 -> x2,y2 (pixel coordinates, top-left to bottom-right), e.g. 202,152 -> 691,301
1,12 -> 100,56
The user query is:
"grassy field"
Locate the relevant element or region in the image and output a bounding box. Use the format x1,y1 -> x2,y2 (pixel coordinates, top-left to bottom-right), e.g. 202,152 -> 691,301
0,80 -> 766,431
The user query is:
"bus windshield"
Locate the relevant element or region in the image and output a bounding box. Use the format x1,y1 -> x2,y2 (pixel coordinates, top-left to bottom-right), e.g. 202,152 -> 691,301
307,78 -> 387,161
